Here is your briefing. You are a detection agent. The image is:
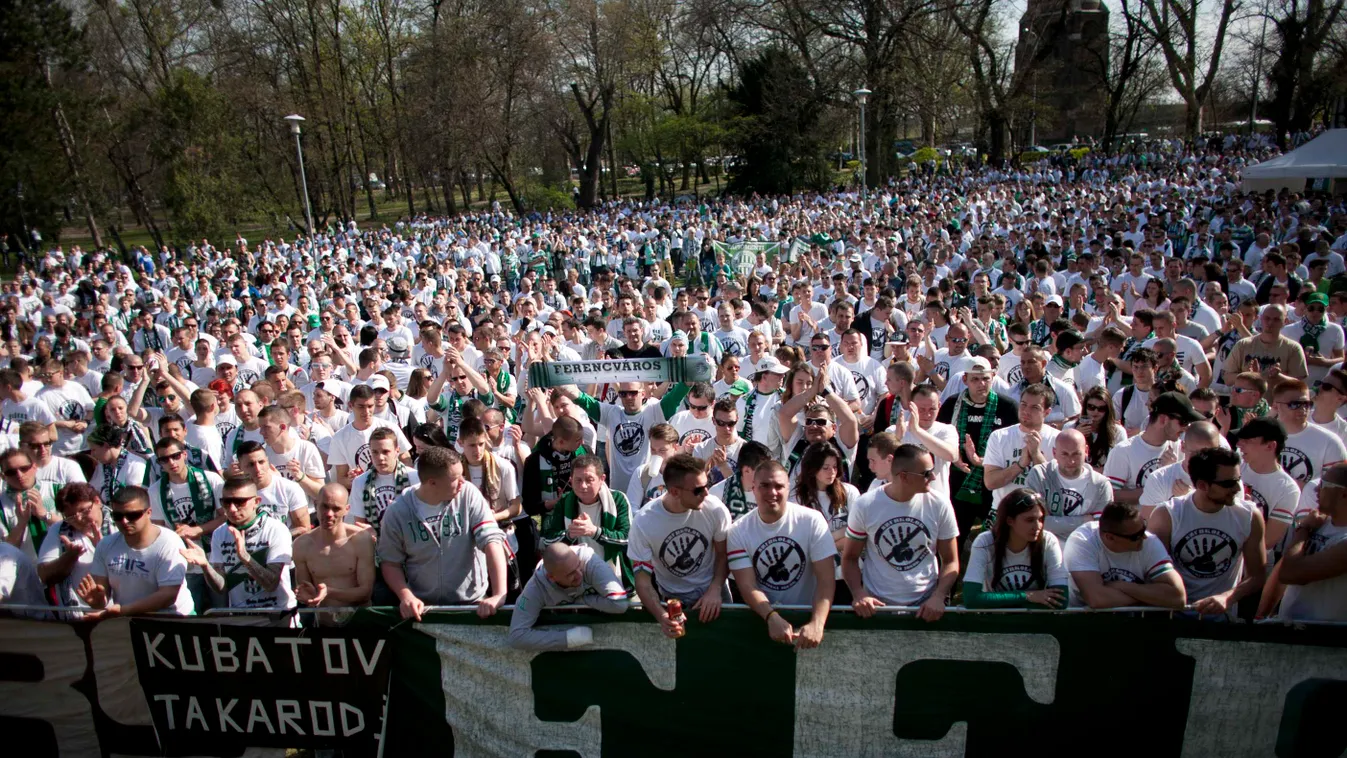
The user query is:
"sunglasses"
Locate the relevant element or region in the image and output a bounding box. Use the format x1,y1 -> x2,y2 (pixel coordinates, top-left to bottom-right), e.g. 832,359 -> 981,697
681,485 -> 709,496
221,496 -> 256,507
1207,478 -> 1241,489
450,375 -> 469,381
2,463 -> 33,477
156,450 -> 187,465
713,418 -> 737,428
949,337 -> 968,344
1085,403 -> 1108,412
1280,400 -> 1313,411
24,440 -> 53,449
902,468 -> 937,481
804,417 -> 829,427
617,390 -> 641,398
687,403 -> 711,411
1232,387 -> 1258,395
1012,339 -> 1030,347
1104,521 -> 1148,541
111,509 -> 148,523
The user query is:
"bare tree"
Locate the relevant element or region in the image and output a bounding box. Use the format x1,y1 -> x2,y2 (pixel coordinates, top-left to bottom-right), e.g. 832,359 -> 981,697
1136,0 -> 1241,136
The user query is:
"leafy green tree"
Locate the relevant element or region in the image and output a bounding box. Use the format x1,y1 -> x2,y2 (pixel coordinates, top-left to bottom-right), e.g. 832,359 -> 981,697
726,48 -> 834,195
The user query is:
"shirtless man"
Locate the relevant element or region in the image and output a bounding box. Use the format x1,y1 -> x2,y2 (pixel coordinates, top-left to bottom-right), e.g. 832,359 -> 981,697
293,484 -> 375,618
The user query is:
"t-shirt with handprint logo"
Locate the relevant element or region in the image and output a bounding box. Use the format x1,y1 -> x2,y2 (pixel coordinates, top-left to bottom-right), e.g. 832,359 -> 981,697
627,494 -> 731,602
727,502 -> 836,605
844,488 -> 959,606
964,530 -> 1069,593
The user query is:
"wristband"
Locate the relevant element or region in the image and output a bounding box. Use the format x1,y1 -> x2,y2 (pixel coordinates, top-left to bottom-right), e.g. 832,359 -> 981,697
765,609 -> 780,623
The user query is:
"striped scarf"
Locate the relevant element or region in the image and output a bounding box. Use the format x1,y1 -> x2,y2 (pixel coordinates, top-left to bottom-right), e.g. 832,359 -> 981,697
953,390 -> 999,504
361,463 -> 410,540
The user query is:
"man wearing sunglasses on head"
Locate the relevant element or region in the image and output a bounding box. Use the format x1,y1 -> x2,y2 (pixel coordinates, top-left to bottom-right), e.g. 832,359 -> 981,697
78,485 -> 195,618
1149,447 -> 1266,619
1063,501 -> 1187,609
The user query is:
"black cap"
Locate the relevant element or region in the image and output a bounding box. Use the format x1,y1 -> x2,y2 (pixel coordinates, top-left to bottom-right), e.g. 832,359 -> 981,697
1150,391 -> 1206,423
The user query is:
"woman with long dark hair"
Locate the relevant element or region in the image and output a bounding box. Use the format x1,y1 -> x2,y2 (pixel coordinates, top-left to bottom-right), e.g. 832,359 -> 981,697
1069,386 -> 1126,472
793,441 -> 858,604
962,488 -> 1069,609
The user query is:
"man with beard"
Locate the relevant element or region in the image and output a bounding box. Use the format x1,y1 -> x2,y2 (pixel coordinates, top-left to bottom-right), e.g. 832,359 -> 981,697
937,358 -> 1018,537
559,377 -> 690,495
1151,447 -> 1265,619
728,460 -> 835,647
1023,429 -> 1114,541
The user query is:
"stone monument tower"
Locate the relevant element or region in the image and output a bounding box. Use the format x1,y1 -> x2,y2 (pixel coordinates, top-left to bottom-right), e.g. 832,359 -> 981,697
1015,0 -> 1110,142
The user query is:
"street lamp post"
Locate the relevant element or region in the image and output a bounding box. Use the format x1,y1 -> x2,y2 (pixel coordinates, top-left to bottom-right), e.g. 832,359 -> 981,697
284,114 -> 315,237
853,88 -> 871,196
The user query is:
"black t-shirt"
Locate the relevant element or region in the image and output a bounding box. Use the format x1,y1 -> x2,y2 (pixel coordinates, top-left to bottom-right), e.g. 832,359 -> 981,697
617,344 -> 663,359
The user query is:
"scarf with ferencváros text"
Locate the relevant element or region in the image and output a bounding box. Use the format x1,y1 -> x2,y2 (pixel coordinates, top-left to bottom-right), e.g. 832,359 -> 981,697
722,471 -> 750,520
158,465 -> 216,529
953,389 -> 999,504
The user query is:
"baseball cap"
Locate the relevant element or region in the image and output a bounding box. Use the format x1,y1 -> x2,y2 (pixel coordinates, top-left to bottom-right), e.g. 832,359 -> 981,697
386,336 -> 410,359
1306,292 -> 1329,306
964,357 -> 994,376
541,325 -> 559,337
753,356 -> 789,376
87,425 -> 125,448
887,333 -> 910,346
368,375 -> 391,392
214,358 -> 236,369
1150,391 -> 1205,423
1044,295 -> 1064,308
669,330 -> 689,345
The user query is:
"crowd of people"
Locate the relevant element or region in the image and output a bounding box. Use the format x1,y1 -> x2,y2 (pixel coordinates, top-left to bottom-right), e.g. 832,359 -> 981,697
2,134 -> 1347,651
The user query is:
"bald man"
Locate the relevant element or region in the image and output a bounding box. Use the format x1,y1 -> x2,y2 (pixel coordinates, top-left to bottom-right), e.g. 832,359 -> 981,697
1023,429 -> 1113,541
293,484 -> 375,617
508,543 -> 629,651
1139,421 -> 1227,517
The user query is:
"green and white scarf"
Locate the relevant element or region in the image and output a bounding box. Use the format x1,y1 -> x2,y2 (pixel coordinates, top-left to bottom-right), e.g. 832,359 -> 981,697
1298,318 -> 1327,356
490,370 -> 517,423
141,326 -> 163,352
1,483 -> 58,547
528,357 -> 713,388
98,450 -> 131,505
722,472 -> 750,519
159,466 -> 216,528
953,390 -> 1000,504
362,463 -> 410,539
740,390 -> 772,441
1051,354 -> 1079,373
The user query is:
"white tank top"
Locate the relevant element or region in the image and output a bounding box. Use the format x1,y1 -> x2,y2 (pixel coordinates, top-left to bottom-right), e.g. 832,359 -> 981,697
1164,494 -> 1253,603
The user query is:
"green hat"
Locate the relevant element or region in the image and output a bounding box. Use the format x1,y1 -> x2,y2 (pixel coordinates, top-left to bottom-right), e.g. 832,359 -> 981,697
308,314 -> 321,329
1306,292 -> 1329,307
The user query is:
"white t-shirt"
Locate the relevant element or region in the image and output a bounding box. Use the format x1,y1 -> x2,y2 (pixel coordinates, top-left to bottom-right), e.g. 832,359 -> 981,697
1,396 -> 55,429
844,487 -> 958,606
91,453 -> 151,506
37,522 -> 102,610
983,424 -> 1060,509
1282,319 -> 1346,385
328,419 -> 411,474
37,456 -> 87,486
256,476 -> 309,527
885,419 -> 959,503
1279,518 -> 1347,621
348,468 -> 421,533
835,355 -> 886,414
90,527 -> 196,615
933,351 -> 979,402
668,410 -> 715,448
627,495 -> 732,601
1075,354 -> 1108,395
726,503 -> 836,605
266,440 -> 326,489
208,514 -> 296,610
467,457 -> 519,515
1139,461 -> 1192,508
589,398 -> 674,495
1063,521 -> 1176,606
965,530 -> 1068,592
1159,494 -> 1254,603
184,423 -> 224,471
1282,423 -> 1347,485
149,471 -> 226,526
1143,334 -> 1209,378
1103,434 -> 1178,491
1239,463 -> 1300,527
37,383 -> 95,456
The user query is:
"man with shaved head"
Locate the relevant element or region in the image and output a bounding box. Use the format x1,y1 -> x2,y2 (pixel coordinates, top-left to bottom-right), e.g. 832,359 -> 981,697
507,542 -> 629,651
1022,429 -> 1113,541
1139,421 -> 1228,517
292,484 -> 374,619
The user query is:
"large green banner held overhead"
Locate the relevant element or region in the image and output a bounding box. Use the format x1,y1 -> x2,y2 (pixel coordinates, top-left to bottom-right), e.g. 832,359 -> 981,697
2,608 -> 1346,757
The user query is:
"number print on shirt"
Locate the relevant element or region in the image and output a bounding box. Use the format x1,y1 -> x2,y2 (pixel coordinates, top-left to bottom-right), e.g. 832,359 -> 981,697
753,536 -> 806,591
659,527 -> 709,577
875,516 -> 931,571
1174,527 -> 1238,578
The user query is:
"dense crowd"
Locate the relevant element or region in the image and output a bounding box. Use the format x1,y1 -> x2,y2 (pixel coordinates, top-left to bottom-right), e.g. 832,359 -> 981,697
2,134 -> 1347,650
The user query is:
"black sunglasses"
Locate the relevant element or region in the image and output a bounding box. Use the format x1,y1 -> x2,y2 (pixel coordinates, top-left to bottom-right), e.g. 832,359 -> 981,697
111,509 -> 148,522
1104,520 -> 1148,541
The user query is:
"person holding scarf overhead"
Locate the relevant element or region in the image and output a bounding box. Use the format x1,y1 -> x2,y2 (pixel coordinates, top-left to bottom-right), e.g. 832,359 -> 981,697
936,357 -> 1018,540
1283,292 -> 1345,387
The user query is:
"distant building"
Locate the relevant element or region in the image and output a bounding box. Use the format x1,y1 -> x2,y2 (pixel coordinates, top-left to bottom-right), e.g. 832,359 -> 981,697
1015,0 -> 1110,142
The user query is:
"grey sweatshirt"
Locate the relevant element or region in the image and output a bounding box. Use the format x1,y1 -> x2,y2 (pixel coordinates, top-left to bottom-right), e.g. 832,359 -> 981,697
508,545 -> 630,651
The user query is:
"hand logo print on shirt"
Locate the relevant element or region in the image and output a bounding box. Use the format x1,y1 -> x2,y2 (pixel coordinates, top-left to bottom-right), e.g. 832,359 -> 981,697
1175,527 -> 1237,578
659,527 -> 709,577
753,536 -> 806,591
875,516 -> 931,571
1280,446 -> 1313,483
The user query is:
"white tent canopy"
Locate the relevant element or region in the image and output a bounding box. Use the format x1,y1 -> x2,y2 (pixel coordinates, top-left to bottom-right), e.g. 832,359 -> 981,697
1241,129 -> 1347,192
